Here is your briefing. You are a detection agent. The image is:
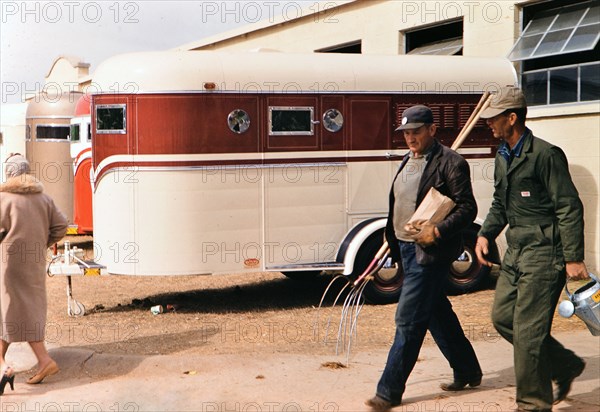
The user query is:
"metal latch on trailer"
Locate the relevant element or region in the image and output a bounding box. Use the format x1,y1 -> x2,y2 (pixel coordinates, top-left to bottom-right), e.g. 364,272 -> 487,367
47,241 -> 106,317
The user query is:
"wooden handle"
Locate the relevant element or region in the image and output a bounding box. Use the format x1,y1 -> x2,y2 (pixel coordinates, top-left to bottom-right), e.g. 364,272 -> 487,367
453,91 -> 490,146
353,241 -> 390,286
452,94 -> 493,151
374,241 -> 389,259
451,91 -> 492,151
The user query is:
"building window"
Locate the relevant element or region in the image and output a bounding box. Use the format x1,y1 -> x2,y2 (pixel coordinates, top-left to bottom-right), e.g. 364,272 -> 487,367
405,19 -> 463,55
316,40 -> 362,54
509,0 -> 599,106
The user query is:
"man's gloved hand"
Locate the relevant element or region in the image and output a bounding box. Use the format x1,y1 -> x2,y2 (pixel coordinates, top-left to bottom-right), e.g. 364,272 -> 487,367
406,219 -> 439,248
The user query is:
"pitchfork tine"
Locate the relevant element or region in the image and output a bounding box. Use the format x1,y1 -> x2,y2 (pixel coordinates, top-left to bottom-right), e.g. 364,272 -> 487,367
314,274 -> 347,342
336,250 -> 390,356
336,285 -> 355,354
345,278 -> 370,362
337,273 -> 369,355
322,280 -> 351,345
337,275 -> 367,357
317,274 -> 347,311
336,281 -> 364,355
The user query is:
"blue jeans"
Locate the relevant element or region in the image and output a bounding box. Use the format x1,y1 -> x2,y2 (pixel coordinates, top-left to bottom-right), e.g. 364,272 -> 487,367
376,242 -> 482,404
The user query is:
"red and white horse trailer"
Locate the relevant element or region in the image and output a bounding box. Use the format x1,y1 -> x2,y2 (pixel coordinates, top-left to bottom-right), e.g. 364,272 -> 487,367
89,51 -> 516,303
25,91 -> 82,224
69,94 -> 93,234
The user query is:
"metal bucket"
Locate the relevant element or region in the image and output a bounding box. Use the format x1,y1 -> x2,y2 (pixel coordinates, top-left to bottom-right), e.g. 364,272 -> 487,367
558,273 -> 600,336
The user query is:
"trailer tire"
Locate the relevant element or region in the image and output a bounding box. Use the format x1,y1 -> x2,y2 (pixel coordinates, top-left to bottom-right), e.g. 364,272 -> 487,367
351,231 -> 403,305
446,231 -> 490,295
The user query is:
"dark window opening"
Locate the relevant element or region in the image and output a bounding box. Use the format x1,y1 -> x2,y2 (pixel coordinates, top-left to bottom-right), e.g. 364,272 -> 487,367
316,41 -> 362,54
36,125 -> 70,140
96,105 -> 127,133
269,107 -> 314,135
405,19 -> 463,55
581,63 -> 600,101
70,124 -> 80,142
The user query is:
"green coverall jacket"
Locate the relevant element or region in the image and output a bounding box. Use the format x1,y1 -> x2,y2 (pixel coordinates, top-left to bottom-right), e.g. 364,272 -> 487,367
478,129 -> 586,411
479,129 -> 584,262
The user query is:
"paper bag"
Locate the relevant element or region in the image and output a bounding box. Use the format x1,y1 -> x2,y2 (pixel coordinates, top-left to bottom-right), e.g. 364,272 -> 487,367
405,187 -> 455,231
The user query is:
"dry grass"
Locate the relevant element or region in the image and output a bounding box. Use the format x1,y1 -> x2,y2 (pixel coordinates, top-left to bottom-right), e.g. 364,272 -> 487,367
44,236 -> 588,357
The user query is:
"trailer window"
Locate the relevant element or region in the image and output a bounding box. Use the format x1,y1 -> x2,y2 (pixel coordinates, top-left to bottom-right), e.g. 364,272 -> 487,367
269,107 -> 314,136
70,124 -> 80,142
96,105 -> 126,134
36,125 -> 70,140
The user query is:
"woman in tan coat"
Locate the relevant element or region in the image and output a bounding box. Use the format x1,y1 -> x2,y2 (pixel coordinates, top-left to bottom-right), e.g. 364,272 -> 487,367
0,154 -> 67,394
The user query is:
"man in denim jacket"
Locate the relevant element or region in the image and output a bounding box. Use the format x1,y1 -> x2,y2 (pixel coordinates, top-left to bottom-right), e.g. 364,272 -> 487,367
366,105 -> 482,410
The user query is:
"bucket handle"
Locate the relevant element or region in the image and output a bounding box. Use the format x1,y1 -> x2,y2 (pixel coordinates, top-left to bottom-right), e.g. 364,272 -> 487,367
564,272 -> 599,300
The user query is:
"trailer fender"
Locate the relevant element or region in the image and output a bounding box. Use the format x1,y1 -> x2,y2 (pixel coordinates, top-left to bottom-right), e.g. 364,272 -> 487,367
336,218 -> 387,276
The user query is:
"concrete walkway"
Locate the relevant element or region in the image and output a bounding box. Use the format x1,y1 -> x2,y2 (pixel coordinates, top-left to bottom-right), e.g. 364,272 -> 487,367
1,332 -> 598,411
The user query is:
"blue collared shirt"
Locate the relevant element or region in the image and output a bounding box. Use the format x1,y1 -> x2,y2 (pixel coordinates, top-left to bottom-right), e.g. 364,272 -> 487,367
498,129 -> 528,166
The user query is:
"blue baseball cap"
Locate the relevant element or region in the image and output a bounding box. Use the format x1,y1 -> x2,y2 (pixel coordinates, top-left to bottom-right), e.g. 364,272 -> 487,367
395,105 -> 434,131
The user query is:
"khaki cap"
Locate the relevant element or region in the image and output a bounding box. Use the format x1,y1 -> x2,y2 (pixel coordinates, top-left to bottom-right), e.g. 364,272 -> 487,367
480,87 -> 527,119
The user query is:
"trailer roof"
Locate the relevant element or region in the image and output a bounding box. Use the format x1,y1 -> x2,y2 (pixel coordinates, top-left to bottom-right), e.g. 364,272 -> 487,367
25,91 -> 83,119
91,51 -> 517,94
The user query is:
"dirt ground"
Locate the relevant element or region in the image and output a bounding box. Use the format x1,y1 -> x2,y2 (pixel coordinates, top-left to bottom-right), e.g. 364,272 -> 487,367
44,236 -> 588,359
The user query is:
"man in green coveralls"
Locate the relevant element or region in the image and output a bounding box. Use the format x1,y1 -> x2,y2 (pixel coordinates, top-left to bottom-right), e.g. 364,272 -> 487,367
475,86 -> 589,411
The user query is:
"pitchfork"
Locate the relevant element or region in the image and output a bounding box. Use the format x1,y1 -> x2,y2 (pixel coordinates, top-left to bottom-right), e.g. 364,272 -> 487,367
314,91 -> 494,363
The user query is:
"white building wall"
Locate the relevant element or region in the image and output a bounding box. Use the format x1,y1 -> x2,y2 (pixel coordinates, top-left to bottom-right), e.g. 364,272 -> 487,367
0,103 -> 27,182
528,108 -> 600,273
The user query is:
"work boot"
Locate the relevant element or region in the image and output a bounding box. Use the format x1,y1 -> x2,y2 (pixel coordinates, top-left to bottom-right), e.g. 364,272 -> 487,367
553,359 -> 586,404
440,376 -> 482,391
364,395 -> 400,411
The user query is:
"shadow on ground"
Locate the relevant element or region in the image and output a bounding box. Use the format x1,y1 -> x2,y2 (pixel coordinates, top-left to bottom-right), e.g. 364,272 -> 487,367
96,274 -> 351,315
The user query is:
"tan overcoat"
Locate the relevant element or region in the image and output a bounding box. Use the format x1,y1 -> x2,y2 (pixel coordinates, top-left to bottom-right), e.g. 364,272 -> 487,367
0,174 -> 67,342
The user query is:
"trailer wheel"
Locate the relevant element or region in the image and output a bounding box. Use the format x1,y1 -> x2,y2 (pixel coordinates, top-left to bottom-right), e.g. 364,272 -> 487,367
447,231 -> 490,295
282,271 -> 322,281
352,231 -> 404,305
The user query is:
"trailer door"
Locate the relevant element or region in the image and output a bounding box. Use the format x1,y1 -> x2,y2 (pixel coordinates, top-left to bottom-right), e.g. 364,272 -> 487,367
263,96 -> 347,268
